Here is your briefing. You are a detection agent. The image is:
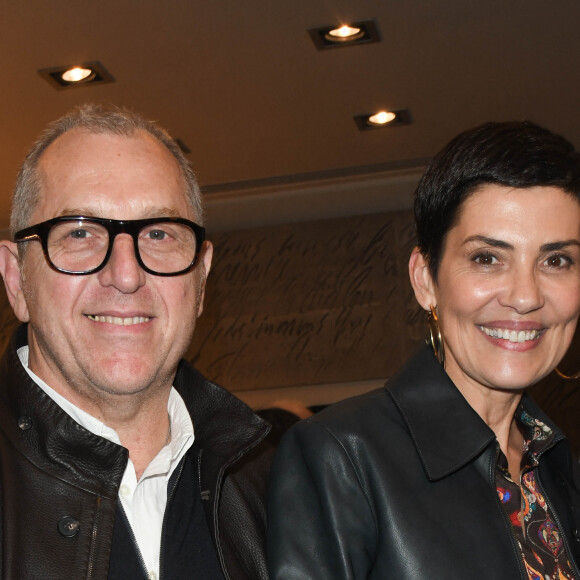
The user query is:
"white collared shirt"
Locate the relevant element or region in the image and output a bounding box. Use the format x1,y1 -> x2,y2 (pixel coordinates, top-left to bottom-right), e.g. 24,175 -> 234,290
18,346 -> 195,580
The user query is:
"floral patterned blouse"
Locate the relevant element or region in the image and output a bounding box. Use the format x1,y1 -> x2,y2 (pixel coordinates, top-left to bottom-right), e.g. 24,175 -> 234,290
496,407 -> 576,580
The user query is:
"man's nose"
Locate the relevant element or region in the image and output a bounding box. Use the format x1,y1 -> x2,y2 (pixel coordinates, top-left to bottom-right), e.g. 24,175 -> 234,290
97,234 -> 146,293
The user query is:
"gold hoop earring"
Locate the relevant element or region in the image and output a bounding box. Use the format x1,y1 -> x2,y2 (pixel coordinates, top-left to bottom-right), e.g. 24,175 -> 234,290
554,367 -> 580,380
427,305 -> 445,366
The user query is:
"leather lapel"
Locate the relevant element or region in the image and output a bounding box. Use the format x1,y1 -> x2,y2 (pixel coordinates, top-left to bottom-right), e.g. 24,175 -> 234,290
387,345 -> 496,481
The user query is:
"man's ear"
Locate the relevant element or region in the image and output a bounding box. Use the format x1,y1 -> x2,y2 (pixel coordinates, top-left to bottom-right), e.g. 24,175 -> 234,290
195,241 -> 213,318
0,241 -> 30,322
408,247 -> 437,310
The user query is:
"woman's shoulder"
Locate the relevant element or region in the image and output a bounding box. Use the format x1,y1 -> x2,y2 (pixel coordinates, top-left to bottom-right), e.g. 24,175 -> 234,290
292,386 -> 406,451
312,386 -> 392,422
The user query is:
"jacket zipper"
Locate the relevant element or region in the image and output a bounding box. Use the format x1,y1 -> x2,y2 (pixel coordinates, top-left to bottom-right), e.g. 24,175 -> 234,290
198,420 -> 271,580
533,442 -> 580,579
490,442 -> 528,579
158,458 -> 187,580
492,435 -> 580,579
197,449 -> 230,580
87,495 -> 104,580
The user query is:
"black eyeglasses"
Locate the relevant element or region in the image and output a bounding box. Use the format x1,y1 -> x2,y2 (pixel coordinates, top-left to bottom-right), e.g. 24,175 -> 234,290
14,216 -> 206,276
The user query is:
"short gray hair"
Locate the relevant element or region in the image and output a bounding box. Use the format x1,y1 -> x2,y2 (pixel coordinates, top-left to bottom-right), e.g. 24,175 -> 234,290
11,103 -> 203,238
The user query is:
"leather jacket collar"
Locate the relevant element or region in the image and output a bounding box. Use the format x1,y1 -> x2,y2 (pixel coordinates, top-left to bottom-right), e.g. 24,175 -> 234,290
388,345 -> 565,482
2,324 -> 269,496
0,324 -> 128,497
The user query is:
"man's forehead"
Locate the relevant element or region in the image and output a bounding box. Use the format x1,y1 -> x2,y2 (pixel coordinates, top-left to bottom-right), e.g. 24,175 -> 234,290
40,127 -> 166,163
33,128 -> 192,221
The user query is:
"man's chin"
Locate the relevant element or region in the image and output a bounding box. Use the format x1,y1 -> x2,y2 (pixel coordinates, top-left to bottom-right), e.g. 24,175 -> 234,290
85,359 -> 161,397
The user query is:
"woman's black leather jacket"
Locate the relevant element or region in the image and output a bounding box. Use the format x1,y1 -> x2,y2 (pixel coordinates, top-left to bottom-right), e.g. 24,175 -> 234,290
268,345 -> 580,579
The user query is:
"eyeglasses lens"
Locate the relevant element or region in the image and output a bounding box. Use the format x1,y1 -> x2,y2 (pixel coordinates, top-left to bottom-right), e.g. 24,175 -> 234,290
47,220 -> 197,274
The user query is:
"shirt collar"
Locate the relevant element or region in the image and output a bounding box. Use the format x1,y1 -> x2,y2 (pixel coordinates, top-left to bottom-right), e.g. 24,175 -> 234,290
517,404 -> 555,469
17,344 -> 195,460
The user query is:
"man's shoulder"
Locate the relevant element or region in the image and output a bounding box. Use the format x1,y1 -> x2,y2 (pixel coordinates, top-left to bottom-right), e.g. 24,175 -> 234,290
174,359 -> 271,455
174,359 -> 258,422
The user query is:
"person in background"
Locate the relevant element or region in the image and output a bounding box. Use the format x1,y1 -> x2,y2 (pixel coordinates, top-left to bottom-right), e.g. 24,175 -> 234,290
258,399 -> 313,445
267,121 -> 580,579
0,103 -> 272,579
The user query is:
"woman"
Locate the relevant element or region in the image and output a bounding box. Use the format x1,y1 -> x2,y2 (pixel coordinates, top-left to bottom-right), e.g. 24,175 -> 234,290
267,121 -> 580,579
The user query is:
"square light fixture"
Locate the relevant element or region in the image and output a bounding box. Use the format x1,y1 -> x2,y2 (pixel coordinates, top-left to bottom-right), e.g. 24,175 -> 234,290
308,19 -> 380,50
354,109 -> 412,131
38,61 -> 114,90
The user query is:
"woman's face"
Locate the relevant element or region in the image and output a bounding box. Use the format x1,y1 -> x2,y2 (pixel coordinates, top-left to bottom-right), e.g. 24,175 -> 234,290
412,184 -> 580,394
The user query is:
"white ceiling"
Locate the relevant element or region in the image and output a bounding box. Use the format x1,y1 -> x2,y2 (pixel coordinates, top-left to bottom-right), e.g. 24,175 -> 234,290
1,1 -> 579,232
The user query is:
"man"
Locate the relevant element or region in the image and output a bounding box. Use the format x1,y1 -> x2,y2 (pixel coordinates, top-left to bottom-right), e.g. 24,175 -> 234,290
0,104 -> 272,579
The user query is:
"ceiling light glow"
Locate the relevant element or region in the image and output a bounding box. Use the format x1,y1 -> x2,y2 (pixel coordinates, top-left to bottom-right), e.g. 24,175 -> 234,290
326,25 -> 363,42
308,19 -> 380,50
368,111 -> 397,126
61,67 -> 94,83
353,109 -> 412,131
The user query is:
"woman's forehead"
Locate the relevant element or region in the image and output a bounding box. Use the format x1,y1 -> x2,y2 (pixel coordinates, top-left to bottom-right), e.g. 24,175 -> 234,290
447,184 -> 580,246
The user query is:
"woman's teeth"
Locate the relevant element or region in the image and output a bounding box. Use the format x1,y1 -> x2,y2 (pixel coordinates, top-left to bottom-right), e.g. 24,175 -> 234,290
479,326 -> 540,343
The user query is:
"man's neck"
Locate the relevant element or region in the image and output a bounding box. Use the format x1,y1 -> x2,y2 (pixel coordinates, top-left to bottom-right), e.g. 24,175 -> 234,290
19,344 -> 173,478
113,405 -> 172,479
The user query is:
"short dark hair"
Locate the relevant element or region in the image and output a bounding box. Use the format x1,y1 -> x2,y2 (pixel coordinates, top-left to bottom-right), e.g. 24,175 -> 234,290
414,121 -> 580,280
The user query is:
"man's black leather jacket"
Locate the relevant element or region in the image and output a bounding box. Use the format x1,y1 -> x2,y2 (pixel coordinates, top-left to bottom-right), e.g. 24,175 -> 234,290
0,325 -> 273,579
268,345 -> 580,579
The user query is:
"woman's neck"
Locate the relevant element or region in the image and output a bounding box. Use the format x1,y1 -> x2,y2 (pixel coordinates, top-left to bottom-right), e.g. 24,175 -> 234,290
446,364 -> 525,474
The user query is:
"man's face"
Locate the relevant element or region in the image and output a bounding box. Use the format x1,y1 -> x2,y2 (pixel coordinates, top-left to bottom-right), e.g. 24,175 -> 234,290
9,129 -> 212,407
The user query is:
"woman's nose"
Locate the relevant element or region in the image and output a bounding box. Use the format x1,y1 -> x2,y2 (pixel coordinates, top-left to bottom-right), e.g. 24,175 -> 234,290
499,264 -> 544,314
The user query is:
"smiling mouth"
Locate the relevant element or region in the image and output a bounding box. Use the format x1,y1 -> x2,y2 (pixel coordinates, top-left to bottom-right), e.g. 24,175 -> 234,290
86,315 -> 151,326
479,326 -> 542,343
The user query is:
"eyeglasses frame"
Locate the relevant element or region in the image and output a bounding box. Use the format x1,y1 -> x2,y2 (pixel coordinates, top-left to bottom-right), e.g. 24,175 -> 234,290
14,215 -> 206,277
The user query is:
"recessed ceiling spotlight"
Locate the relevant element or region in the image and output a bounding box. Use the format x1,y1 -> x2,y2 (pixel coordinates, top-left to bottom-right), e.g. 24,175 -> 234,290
60,67 -> 95,83
326,25 -> 365,42
354,109 -> 412,131
38,61 -> 114,90
308,19 -> 380,50
367,111 -> 397,126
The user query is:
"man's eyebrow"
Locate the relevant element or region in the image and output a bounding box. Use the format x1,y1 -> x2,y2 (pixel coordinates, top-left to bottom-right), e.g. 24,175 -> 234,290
59,207 -> 182,219
60,209 -> 94,217
136,208 -> 182,219
462,235 -> 513,249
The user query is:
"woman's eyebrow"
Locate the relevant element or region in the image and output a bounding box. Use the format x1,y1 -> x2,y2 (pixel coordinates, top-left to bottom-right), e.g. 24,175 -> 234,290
540,240 -> 580,252
463,235 -> 513,249
463,236 -> 580,252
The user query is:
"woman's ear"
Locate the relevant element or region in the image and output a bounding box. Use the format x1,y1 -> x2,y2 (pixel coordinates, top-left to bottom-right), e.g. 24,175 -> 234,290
0,241 -> 30,322
408,247 -> 437,310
